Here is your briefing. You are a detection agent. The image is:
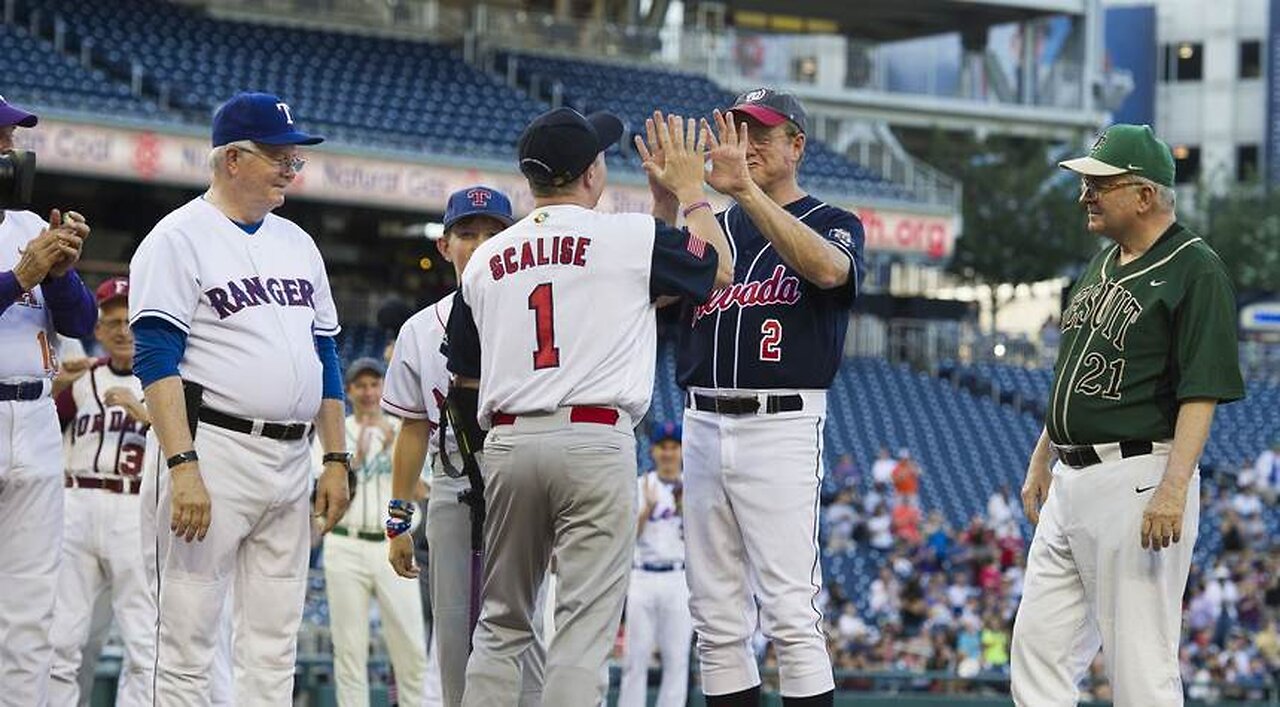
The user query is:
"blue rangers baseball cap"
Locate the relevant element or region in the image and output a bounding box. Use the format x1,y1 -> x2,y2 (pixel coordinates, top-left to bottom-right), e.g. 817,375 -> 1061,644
211,92 -> 323,147
443,185 -> 515,231
0,95 -> 37,128
650,421 -> 682,444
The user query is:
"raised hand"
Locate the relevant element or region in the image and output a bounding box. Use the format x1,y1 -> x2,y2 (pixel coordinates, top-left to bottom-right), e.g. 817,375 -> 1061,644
634,114 -> 679,216
636,111 -> 707,203
702,109 -> 753,198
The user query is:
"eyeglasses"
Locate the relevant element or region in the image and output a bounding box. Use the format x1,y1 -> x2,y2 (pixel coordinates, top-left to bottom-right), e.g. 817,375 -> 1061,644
98,319 -> 129,332
237,145 -> 307,173
1079,180 -> 1146,199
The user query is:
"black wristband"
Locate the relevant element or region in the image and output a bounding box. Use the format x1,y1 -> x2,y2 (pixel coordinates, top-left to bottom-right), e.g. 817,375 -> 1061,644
166,450 -> 198,469
323,452 -> 352,470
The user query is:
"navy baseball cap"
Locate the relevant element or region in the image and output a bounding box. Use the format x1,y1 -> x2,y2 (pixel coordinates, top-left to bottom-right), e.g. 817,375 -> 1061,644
518,107 -> 624,187
344,357 -> 385,384
0,95 -> 38,128
211,92 -> 323,147
650,422 -> 682,444
729,87 -> 808,134
443,185 -> 515,231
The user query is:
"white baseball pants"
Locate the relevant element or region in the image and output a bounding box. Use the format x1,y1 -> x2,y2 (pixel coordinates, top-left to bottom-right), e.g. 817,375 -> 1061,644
682,388 -> 834,698
0,396 -> 63,707
49,489 -> 155,706
618,568 -> 693,707
1011,448 -> 1198,707
141,421 -> 312,706
324,530 -> 428,707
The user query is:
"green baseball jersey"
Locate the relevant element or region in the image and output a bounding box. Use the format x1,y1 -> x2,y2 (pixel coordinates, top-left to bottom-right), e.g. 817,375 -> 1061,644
1047,223 -> 1245,445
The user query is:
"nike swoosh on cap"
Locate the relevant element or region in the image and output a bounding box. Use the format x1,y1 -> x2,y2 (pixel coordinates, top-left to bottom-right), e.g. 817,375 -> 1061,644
1150,279 -> 1166,286
1127,164 -> 1144,170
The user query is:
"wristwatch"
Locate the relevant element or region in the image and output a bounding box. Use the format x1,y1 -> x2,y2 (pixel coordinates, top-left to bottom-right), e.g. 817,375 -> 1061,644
322,452 -> 353,471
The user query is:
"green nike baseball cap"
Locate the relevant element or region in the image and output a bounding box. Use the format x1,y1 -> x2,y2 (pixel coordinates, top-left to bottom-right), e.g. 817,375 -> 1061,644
1059,124 -> 1176,187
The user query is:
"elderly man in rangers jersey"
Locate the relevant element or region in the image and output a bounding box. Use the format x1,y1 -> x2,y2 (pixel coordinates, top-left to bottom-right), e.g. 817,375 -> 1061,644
618,422 -> 693,707
0,95 -> 96,706
665,89 -> 865,707
1012,124 -> 1245,707
48,277 -> 156,705
128,92 -> 350,705
442,107 -> 734,707
386,186 -> 550,707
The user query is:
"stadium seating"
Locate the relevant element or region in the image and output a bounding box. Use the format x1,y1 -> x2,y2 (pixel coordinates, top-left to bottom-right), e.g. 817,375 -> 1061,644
0,22 -> 163,120
496,51 -> 919,200
17,0 -> 545,157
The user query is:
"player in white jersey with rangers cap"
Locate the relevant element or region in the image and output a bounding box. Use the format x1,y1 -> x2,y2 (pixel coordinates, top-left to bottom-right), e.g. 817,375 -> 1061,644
0,94 -> 97,706
437,107 -> 736,707
128,91 -> 350,705
618,421 -> 694,707
48,276 -> 157,705
385,185 -> 549,707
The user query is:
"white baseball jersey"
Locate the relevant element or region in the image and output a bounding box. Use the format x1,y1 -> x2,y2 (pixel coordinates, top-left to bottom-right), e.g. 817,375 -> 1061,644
0,210 -> 59,381
447,204 -> 718,425
127,197 -> 340,421
381,293 -> 457,458
634,471 -> 685,566
340,414 -> 402,533
58,360 -> 149,477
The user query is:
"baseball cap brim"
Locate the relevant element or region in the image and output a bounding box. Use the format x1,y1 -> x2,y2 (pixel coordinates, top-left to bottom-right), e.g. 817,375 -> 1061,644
443,209 -> 515,231
0,103 -> 38,128
728,104 -> 789,128
1058,156 -> 1129,177
587,111 -> 624,152
255,130 -> 324,146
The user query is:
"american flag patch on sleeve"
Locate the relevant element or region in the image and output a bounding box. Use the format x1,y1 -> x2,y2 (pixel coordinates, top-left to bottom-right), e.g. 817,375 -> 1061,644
686,234 -> 707,258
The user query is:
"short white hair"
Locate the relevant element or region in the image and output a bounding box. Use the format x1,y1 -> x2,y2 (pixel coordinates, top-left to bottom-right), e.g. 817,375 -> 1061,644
207,139 -> 256,171
1137,176 -> 1176,211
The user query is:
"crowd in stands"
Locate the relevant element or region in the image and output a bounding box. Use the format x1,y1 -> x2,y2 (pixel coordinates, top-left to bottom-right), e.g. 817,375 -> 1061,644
796,441 -> 1280,699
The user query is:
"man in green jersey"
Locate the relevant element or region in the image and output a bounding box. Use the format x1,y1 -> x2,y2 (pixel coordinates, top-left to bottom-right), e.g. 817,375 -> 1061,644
1010,124 -> 1245,706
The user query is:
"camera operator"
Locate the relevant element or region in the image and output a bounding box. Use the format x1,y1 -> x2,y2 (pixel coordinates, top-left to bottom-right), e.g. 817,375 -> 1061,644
0,95 -> 96,703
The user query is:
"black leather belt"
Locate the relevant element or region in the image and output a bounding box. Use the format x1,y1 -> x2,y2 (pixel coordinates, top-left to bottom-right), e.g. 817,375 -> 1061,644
1054,440 -> 1154,469
331,526 -> 386,542
198,407 -> 310,441
687,392 -> 803,415
0,381 -> 44,401
638,562 -> 684,572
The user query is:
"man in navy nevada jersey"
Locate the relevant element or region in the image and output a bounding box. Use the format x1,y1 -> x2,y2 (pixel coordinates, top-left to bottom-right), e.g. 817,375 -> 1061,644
666,88 -> 865,707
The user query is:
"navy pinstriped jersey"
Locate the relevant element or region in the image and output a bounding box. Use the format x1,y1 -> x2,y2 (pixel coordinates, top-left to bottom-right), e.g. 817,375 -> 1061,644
676,195 -> 865,390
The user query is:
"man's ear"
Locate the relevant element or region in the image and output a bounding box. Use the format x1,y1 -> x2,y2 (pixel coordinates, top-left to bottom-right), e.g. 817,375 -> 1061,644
436,236 -> 451,263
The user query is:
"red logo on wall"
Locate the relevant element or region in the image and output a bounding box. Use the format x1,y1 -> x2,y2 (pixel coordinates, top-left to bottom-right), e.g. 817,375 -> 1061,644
133,133 -> 160,180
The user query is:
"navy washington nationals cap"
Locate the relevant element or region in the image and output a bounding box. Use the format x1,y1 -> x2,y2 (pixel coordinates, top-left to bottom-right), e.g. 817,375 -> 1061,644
443,185 -> 515,231
211,92 -> 323,147
729,87 -> 808,134
518,107 -> 623,187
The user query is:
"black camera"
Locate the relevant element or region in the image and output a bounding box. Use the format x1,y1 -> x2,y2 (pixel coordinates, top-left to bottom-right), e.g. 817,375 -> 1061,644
0,150 -> 36,209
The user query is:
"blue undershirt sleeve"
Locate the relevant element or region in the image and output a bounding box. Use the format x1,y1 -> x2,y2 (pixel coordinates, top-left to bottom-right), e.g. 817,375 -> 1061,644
131,317 -> 188,388
315,335 -> 344,401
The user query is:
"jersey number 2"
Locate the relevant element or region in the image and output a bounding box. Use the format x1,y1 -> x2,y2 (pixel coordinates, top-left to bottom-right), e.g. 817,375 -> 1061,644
759,319 -> 782,362
528,282 -> 561,370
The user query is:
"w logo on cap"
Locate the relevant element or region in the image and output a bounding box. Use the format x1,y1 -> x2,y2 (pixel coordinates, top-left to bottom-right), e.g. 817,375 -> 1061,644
742,88 -> 768,103
467,189 -> 492,207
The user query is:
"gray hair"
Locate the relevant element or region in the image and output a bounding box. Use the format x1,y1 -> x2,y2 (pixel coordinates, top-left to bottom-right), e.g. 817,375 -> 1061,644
207,139 -> 256,171
1137,176 -> 1176,211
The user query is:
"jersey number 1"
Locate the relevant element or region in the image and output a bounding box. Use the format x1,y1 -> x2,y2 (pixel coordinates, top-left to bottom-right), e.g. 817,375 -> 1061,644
528,282 -> 561,370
